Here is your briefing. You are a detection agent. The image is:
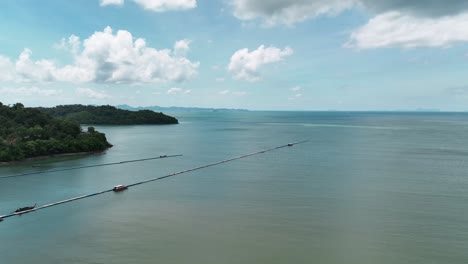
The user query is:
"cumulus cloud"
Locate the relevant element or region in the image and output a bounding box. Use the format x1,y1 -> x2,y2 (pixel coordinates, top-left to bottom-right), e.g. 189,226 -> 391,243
0,26 -> 199,84
174,39 -> 191,57
228,45 -> 293,81
76,87 -> 111,99
230,0 -> 468,26
229,0 -> 468,49
346,11 -> 468,49
133,0 -> 196,12
73,26 -> 198,83
231,0 -> 356,26
99,0 -> 124,6
55,35 -> 81,55
166,87 -> 191,95
0,87 -> 62,96
219,90 -> 247,96
360,0 -> 468,17
0,56 -> 14,81
15,49 -> 56,82
100,0 -> 196,11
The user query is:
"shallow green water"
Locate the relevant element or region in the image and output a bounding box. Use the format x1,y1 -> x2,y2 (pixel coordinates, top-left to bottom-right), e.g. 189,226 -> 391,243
1,111 -> 468,264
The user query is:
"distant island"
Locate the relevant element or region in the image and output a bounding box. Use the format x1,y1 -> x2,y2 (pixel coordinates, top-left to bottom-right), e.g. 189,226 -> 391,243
37,104 -> 178,125
0,103 -> 112,162
116,104 -> 248,113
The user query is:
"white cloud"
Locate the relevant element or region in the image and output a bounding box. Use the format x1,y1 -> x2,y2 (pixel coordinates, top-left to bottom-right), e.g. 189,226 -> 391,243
218,90 -> 247,96
100,0 -> 124,6
288,86 -> 303,100
231,0 -> 356,26
104,0 -> 196,11
174,39 -> 191,57
0,87 -> 62,96
0,56 -> 14,81
55,35 -> 81,55
228,45 -> 293,81
76,87 -> 111,99
0,27 -> 199,84
230,0 -> 468,26
229,1 -> 468,49
346,11 -> 468,49
15,49 -> 56,82
359,0 -> 468,17
229,0 -> 468,50
166,87 -> 191,95
290,86 -> 301,91
72,27 -> 198,83
167,87 -> 183,94
133,0 -> 196,11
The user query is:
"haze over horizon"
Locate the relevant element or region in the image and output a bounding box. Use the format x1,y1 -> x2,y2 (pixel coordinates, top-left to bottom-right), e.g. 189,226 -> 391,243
1,0 -> 468,111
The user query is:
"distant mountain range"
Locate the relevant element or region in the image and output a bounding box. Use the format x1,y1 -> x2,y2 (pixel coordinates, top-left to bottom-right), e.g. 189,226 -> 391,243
116,104 -> 249,112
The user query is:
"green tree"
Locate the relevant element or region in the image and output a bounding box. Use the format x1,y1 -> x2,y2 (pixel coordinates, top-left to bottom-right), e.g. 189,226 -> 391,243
0,102 -> 112,162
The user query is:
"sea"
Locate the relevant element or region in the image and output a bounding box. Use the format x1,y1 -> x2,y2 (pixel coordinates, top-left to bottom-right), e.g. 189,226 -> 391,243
1,111 -> 467,264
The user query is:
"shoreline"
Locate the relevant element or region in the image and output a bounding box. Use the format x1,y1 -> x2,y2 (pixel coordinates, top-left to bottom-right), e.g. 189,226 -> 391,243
0,150 -> 107,166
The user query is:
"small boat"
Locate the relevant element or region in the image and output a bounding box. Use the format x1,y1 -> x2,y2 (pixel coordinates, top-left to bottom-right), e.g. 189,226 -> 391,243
287,143 -> 294,147
15,204 -> 36,213
160,155 -> 167,158
113,185 -> 128,192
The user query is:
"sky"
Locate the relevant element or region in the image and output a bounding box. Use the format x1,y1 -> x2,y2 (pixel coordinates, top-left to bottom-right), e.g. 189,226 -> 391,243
0,0 -> 467,111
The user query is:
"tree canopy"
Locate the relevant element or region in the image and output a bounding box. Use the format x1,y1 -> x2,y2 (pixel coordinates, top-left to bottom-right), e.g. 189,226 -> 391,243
37,104 -> 178,125
0,102 -> 112,162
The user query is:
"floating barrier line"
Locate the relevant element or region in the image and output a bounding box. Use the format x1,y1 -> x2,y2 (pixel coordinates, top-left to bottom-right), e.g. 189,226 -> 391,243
0,141 -> 307,222
0,155 -> 183,179
127,141 -> 308,188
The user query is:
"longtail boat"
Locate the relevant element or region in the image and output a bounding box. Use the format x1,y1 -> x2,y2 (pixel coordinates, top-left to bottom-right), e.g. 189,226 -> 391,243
15,204 -> 36,213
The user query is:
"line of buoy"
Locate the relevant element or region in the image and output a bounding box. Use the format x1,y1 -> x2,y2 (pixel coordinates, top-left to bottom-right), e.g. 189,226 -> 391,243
0,154 -> 182,179
0,141 -> 307,222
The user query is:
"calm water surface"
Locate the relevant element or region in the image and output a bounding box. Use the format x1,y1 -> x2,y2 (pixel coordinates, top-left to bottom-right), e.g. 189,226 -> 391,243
1,111 -> 468,264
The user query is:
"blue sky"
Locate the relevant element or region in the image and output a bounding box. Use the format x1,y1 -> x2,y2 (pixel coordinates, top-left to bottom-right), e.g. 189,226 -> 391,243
0,0 -> 467,111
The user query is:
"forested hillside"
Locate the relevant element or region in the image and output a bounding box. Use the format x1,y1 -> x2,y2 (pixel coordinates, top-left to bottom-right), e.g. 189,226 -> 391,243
37,105 -> 178,125
0,103 -> 111,162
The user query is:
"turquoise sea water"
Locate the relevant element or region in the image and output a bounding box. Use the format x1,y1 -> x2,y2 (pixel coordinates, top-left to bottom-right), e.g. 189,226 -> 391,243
1,111 -> 468,264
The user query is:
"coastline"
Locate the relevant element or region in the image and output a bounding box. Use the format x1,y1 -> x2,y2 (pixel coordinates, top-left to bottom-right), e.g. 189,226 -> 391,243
0,150 -> 107,166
